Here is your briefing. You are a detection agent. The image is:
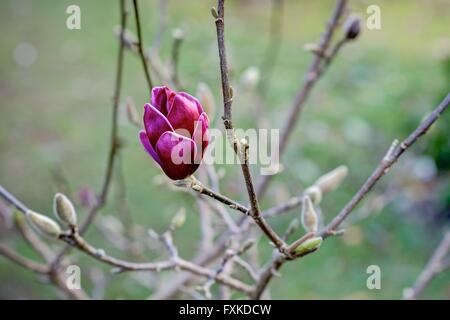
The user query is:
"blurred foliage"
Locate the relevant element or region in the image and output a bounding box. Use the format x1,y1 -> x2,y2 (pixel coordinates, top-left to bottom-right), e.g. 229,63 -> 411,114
0,0 -> 449,299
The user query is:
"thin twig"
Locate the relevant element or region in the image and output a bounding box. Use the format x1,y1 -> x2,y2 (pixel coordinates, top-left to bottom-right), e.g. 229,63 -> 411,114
252,93 -> 450,299
403,230 -> 450,299
56,228 -> 252,295
80,0 -> 128,234
51,0 -> 129,267
319,93 -> 450,238
0,244 -> 49,274
132,0 -> 154,90
0,188 -> 90,299
213,0 -> 286,252
256,0 -> 348,199
190,177 -> 249,215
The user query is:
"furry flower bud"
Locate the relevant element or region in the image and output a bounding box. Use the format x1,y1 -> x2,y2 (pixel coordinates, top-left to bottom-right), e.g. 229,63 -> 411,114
304,185 -> 323,205
314,165 -> 348,193
53,193 -> 77,227
170,208 -> 186,229
26,210 -> 61,238
301,196 -> 318,232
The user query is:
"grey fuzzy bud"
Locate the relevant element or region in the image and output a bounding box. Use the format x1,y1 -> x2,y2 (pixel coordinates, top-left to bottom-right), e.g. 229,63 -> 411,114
26,210 -> 61,238
304,186 -> 323,205
301,196 -> 318,233
170,208 -> 186,229
314,165 -> 348,193
53,193 -> 77,227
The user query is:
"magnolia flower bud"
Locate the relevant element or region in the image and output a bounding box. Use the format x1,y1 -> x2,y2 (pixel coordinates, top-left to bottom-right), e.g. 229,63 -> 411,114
53,193 -> 77,227
26,210 -> 61,238
301,196 -> 318,233
304,185 -> 322,205
343,15 -> 361,40
293,236 -> 323,255
196,82 -> 216,119
240,66 -> 260,90
170,208 -> 186,229
172,28 -> 185,40
139,86 -> 209,180
314,165 -> 348,193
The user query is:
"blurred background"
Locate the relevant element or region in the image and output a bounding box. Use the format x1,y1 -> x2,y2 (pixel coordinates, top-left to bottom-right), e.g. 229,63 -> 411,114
0,0 -> 449,299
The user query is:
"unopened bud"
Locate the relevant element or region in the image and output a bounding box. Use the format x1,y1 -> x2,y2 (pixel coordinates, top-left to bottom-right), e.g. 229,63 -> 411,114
304,185 -> 322,205
196,82 -> 216,119
293,236 -> 323,255
171,208 -> 186,229
301,196 -> 318,233
343,15 -> 361,40
172,28 -> 185,40
240,67 -> 260,90
53,193 -> 77,227
314,165 -> 348,193
211,6 -> 218,18
26,210 -> 61,238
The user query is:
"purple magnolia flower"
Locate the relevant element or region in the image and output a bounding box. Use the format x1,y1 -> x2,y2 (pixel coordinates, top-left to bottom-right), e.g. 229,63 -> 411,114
139,86 -> 209,180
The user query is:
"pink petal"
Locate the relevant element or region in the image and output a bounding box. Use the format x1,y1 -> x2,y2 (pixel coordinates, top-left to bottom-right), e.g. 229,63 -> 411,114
167,94 -> 200,136
151,86 -> 175,115
155,131 -> 199,180
143,103 -> 174,148
139,130 -> 162,166
192,112 -> 209,163
178,92 -> 205,115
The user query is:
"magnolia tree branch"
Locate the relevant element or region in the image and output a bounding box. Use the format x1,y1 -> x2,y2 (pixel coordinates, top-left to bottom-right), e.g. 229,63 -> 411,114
0,187 -> 89,300
80,0 -> 128,233
403,230 -> 450,300
132,0 -> 154,90
256,0 -> 348,199
0,187 -> 253,296
251,93 -> 450,299
213,0 -> 287,252
0,244 -> 49,274
50,0 -> 130,270
319,93 -> 450,238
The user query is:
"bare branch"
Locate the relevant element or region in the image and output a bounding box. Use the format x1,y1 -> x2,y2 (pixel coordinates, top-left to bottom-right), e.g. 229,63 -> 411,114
319,93 -> 450,238
132,0 -> 154,90
56,228 -> 253,295
256,0 -> 348,198
213,0 -> 286,252
252,93 -> 450,298
403,230 -> 450,300
0,244 -> 48,274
